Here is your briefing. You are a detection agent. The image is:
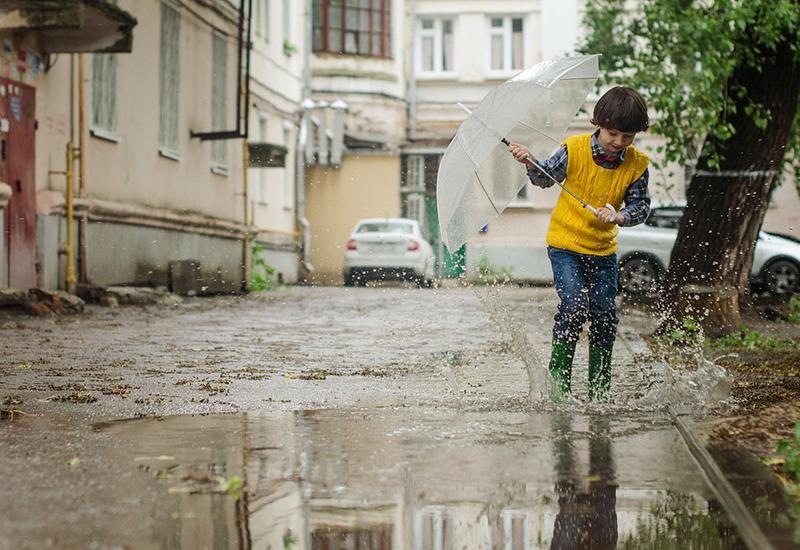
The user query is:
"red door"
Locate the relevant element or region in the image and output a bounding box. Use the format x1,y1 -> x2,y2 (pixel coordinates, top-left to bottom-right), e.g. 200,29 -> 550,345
0,77 -> 37,288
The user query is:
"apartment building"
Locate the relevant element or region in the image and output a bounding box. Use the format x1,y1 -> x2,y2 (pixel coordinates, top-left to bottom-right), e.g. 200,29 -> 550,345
301,0 -> 408,284
1,0 -> 308,292
248,0 -> 305,284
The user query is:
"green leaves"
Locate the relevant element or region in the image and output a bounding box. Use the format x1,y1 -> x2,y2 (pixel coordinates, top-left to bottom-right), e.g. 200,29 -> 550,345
251,242 -> 277,291
579,0 -> 800,172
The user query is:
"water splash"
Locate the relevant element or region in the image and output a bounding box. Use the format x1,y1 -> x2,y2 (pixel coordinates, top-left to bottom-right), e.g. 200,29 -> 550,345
633,337 -> 733,414
473,285 -> 553,404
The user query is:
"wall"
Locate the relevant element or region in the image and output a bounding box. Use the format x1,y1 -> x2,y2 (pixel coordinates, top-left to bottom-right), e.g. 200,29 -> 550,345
33,0 -> 248,291
247,0 -> 306,284
305,155 -> 401,283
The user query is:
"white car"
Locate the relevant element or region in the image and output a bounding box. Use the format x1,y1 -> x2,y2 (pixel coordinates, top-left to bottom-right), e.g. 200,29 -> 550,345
617,205 -> 800,295
343,218 -> 436,287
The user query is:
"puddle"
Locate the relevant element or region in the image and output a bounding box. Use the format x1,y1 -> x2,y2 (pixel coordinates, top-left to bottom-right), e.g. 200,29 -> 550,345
96,409 -> 745,549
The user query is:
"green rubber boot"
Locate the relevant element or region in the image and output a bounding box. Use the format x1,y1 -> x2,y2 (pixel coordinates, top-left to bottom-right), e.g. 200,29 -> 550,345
549,338 -> 576,400
588,345 -> 613,401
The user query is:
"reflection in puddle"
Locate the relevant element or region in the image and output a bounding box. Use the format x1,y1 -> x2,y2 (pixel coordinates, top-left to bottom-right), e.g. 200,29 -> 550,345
97,410 -> 742,549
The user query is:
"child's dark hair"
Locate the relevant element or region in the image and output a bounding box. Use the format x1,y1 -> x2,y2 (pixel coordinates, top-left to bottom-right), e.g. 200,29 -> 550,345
591,86 -> 649,133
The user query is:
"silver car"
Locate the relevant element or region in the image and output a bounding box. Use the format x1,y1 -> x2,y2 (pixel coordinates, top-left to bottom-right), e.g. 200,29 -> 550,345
617,205 -> 800,295
343,218 -> 436,287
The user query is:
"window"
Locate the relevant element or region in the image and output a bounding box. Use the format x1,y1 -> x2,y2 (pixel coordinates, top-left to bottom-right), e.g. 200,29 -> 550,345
159,1 -> 181,158
488,15 -> 524,73
417,17 -> 454,75
91,53 -> 118,137
313,0 -> 391,58
256,115 -> 267,202
401,154 -> 440,235
282,0 -> 290,43
357,221 -> 414,234
211,33 -> 228,171
255,0 -> 271,42
282,124 -> 292,209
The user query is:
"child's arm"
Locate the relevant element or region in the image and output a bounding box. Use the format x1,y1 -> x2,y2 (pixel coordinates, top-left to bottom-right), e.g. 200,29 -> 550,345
507,143 -> 568,188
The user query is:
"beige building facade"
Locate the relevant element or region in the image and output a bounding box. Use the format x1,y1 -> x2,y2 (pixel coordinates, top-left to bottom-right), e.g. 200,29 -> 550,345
302,0 -> 408,284
1,0 -> 310,292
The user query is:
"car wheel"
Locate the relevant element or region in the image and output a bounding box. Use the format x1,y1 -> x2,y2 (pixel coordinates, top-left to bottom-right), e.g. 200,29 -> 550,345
343,274 -> 354,287
620,256 -> 661,295
763,259 -> 800,295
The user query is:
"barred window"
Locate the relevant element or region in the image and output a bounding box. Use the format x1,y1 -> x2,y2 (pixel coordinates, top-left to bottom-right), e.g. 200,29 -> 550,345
91,53 -> 117,134
159,1 -> 181,157
211,33 -> 229,170
313,0 -> 391,58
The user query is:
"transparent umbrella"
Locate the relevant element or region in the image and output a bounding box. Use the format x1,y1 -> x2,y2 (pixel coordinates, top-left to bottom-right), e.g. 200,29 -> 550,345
436,55 -> 601,251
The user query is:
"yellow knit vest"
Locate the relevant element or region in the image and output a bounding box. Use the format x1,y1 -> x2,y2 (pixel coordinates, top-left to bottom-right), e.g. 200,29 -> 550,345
546,133 -> 649,256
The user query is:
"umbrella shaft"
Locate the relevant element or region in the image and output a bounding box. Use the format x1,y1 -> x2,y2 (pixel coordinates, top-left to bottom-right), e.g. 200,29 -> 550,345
457,101 -> 595,213
527,159 -> 595,213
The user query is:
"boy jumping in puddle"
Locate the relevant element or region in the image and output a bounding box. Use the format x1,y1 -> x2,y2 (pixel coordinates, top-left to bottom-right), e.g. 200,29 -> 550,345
508,86 -> 651,401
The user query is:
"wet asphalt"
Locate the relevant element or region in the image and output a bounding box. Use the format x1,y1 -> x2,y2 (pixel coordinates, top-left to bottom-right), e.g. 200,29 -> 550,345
0,285 -> 761,549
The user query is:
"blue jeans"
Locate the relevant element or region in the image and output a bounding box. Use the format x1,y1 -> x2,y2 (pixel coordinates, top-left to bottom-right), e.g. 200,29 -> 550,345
548,246 -> 619,348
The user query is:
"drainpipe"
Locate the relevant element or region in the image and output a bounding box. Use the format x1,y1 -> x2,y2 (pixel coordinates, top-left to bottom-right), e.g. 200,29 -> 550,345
77,54 -> 87,284
408,0 -> 418,142
241,0 -> 254,292
296,0 -> 314,275
242,142 -> 251,292
49,142 -> 76,291
65,142 -> 76,292
296,107 -> 313,274
0,182 -> 11,288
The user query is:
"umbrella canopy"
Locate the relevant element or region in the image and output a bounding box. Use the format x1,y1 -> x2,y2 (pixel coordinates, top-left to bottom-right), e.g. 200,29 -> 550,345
436,55 -> 600,251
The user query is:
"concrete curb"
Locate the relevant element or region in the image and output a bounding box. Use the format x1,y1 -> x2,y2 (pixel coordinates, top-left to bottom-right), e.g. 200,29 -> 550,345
671,411 -> 774,550
616,327 -> 774,550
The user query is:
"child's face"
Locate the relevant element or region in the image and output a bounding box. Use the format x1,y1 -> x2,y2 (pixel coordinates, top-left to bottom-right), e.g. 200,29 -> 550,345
597,128 -> 637,154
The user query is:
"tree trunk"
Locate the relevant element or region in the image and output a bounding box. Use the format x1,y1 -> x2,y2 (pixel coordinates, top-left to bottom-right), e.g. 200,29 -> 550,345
660,38 -> 800,335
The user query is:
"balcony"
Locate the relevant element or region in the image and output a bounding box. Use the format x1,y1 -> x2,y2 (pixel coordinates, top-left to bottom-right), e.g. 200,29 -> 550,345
0,0 -> 137,53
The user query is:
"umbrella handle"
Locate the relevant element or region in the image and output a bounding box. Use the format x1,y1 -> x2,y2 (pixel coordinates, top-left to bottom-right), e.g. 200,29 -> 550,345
586,203 -> 617,218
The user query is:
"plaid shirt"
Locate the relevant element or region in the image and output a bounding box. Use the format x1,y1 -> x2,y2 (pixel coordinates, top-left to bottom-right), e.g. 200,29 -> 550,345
526,131 -> 651,227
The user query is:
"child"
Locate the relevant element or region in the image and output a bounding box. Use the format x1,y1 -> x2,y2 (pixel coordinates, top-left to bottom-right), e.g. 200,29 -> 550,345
508,86 -> 651,400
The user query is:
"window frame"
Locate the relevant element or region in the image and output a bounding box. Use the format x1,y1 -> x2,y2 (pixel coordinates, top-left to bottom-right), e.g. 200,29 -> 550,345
90,52 -> 119,141
313,0 -> 392,59
210,31 -> 230,175
159,0 -> 181,160
485,14 -> 526,78
416,16 -> 456,79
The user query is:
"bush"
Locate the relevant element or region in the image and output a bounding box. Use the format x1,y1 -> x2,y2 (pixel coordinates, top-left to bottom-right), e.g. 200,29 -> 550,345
251,243 -> 276,291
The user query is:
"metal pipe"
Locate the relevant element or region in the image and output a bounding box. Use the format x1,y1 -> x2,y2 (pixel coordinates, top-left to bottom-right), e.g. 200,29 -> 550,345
296,0 -> 314,275
242,140 -> 250,292
408,0 -> 417,141
240,0 -> 254,293
243,0 -> 252,138
77,53 -> 87,283
65,141 -> 76,292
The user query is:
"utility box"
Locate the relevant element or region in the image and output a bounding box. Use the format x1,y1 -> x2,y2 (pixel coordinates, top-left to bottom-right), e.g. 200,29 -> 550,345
248,142 -> 287,168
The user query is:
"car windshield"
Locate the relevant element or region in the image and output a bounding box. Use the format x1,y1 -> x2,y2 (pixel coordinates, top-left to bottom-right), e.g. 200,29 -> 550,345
357,222 -> 414,234
645,208 -> 684,229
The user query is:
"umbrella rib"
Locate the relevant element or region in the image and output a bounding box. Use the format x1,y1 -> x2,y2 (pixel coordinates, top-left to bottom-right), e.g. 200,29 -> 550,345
475,171 -> 501,215
456,131 -> 481,168
547,56 -> 596,87
516,121 -> 562,146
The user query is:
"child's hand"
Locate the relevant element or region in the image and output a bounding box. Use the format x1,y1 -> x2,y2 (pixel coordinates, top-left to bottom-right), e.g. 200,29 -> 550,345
507,143 -> 535,169
595,207 -> 624,225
